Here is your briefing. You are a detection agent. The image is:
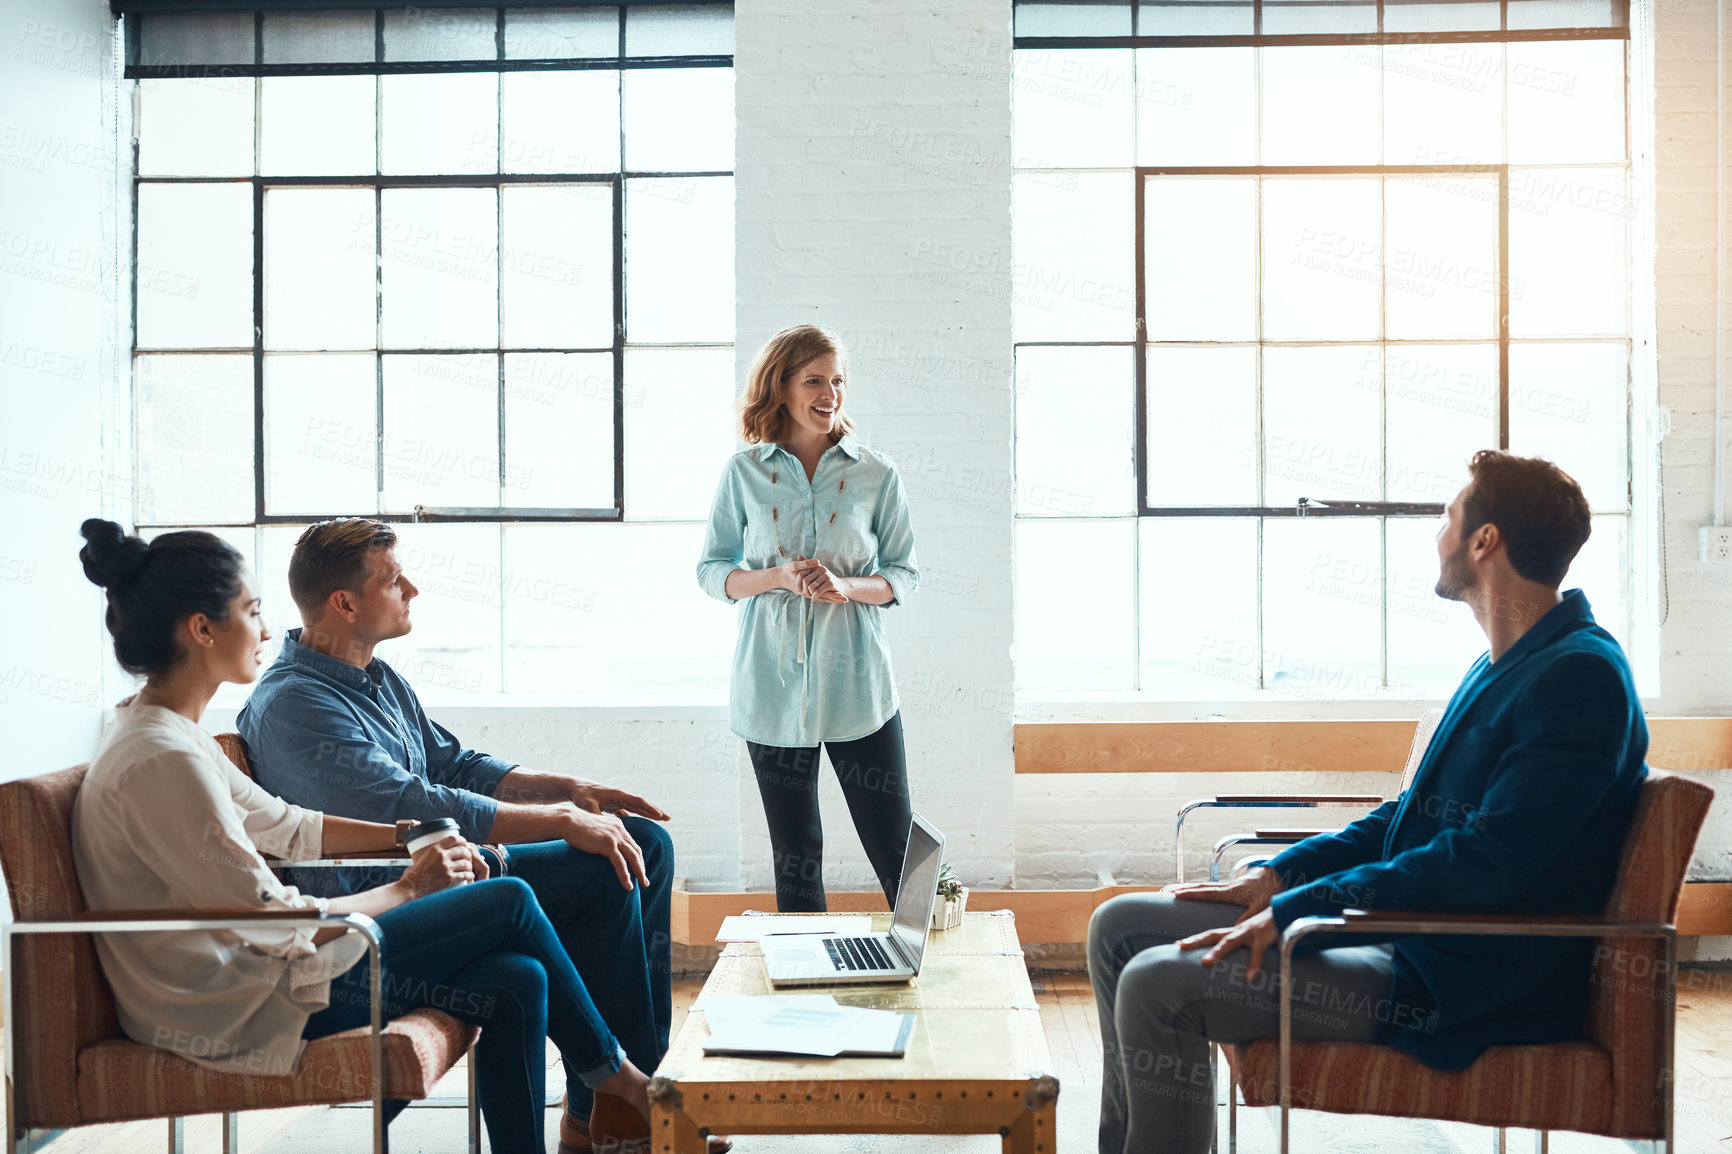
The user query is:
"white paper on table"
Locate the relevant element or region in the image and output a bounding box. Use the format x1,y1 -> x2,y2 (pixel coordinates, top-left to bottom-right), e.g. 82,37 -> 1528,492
715,914 -> 872,942
700,994 -> 912,1058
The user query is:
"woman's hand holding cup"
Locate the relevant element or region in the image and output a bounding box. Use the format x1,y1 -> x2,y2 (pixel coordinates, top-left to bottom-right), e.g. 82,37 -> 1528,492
398,818 -> 489,898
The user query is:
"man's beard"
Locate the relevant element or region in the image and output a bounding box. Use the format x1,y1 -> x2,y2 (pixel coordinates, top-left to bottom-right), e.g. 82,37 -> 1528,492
1434,539 -> 1473,602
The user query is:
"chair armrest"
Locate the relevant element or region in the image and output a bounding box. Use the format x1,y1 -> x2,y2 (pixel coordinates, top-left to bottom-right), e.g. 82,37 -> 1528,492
1251,828 -> 1332,840
1285,910 -> 1675,945
1211,795 -> 1385,806
264,850 -> 411,871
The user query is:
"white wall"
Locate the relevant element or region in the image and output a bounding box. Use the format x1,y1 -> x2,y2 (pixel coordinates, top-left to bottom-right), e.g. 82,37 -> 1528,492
0,0 -> 122,778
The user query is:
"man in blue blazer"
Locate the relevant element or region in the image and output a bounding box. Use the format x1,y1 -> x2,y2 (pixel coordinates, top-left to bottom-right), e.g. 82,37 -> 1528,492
1089,450 -> 1648,1154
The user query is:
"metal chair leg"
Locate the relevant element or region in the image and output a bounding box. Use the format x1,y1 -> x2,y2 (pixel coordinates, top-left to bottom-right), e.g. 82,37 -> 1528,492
1533,1131 -> 1547,1154
166,1117 -> 184,1154
467,1042 -> 480,1154
1493,1127 -> 1506,1153
221,1112 -> 239,1154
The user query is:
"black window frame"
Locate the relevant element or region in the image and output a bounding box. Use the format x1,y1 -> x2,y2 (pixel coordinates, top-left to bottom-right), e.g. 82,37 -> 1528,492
126,5 -> 734,528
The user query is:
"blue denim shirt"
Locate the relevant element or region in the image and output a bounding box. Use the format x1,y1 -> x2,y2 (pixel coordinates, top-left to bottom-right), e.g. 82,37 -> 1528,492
697,435 -> 919,747
237,628 -> 517,842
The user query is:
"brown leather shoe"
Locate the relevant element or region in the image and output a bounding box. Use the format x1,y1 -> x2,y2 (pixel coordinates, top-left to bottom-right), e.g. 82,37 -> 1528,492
557,1092 -> 591,1154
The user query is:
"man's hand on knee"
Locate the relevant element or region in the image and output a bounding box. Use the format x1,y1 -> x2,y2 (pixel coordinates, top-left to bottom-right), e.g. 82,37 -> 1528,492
1163,865 -> 1282,922
1176,907 -> 1279,982
559,805 -> 650,890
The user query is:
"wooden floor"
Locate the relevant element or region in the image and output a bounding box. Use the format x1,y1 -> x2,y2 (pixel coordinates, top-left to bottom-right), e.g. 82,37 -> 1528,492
32,970 -> 1732,1153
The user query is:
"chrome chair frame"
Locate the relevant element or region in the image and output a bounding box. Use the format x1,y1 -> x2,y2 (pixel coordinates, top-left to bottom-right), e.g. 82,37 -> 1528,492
1175,796 -> 1385,882
1,910 -> 481,1154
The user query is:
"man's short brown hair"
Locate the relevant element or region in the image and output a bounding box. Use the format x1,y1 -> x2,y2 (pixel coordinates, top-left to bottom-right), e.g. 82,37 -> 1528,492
1460,450 -> 1591,587
288,518 -> 399,621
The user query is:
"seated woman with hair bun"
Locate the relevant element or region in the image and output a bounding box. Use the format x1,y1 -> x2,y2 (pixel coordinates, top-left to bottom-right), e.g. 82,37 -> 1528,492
70,518 -> 662,1154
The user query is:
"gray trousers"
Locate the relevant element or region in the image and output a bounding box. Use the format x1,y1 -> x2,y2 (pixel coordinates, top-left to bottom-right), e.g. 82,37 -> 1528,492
1087,892 -> 1397,1154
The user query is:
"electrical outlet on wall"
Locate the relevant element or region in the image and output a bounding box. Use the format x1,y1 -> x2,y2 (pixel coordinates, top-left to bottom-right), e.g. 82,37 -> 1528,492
1700,526 -> 1732,565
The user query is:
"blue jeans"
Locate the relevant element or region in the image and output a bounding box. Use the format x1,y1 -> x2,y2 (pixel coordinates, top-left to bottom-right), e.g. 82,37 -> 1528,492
303,877 -> 625,1154
289,816 -> 672,1123
502,816 -> 673,1121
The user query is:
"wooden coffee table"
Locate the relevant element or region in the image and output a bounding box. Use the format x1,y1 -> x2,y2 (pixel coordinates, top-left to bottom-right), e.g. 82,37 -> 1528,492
648,910 -> 1058,1153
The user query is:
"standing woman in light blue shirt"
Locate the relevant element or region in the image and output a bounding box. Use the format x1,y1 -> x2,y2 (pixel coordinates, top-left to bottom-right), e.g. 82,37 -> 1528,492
697,325 -> 920,912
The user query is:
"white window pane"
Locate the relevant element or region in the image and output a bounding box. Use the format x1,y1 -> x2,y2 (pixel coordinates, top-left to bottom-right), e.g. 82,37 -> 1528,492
261,76 -> 376,176
1145,176 -> 1255,341
1263,519 -> 1383,698
137,77 -> 254,177
1145,345 -> 1257,506
503,71 -> 621,173
1385,176 -> 1499,339
1384,344 -> 1498,504
1262,177 -> 1381,341
622,347 -> 734,519
1139,518 -> 1258,692
1016,519 -> 1135,691
381,74 -> 498,175
381,354 -> 501,510
1508,40 -> 1626,164
502,185 -> 614,348
136,183 -> 254,349
1263,345 -> 1383,504
375,523 -> 502,696
263,353 -> 378,516
137,12 -> 255,66
1137,0 -> 1253,35
1016,3 -> 1131,36
624,178 -> 732,343
1508,342 -> 1628,511
1012,50 -> 1133,169
1012,171 -> 1135,341
1261,47 -> 1379,166
1135,48 -> 1255,166
1563,514 -> 1627,652
1383,41 -> 1503,165
505,522 -> 733,698
1261,0 -> 1375,34
506,8 -> 619,58
265,188 -> 377,352
1384,0 -> 1500,31
383,8 -> 497,61
258,526 -> 306,664
505,353 -> 614,508
135,355 -> 255,525
1507,0 -> 1619,29
1015,346 -> 1133,517
623,68 -> 733,172
263,11 -> 376,64
1386,516 -> 1487,696
380,188 -> 499,350
626,4 -> 733,55
1509,167 -> 1628,337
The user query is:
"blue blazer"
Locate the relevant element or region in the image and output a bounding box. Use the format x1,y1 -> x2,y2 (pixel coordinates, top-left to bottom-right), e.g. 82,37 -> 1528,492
1268,589 -> 1648,1070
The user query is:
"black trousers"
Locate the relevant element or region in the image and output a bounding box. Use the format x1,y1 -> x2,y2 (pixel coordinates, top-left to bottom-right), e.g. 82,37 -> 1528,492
746,712 -> 912,912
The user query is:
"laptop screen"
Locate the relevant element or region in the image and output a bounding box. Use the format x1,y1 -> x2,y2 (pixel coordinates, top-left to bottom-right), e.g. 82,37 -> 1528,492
888,813 -> 944,973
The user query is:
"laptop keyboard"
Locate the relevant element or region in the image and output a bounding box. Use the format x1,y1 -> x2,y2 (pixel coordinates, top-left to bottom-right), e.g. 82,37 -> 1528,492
824,935 -> 897,971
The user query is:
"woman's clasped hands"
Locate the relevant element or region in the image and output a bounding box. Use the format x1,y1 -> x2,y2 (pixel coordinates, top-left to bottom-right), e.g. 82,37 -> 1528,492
782,554 -> 849,603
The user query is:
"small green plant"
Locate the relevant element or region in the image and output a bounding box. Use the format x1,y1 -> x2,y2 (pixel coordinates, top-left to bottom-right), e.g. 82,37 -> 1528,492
936,863 -> 963,901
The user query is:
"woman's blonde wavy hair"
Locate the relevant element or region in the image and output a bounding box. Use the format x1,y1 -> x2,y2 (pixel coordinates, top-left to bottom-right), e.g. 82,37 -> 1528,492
739,325 -> 856,445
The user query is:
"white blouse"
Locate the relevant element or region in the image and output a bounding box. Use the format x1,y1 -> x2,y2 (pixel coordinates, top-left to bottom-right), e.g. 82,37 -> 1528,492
71,702 -> 368,1075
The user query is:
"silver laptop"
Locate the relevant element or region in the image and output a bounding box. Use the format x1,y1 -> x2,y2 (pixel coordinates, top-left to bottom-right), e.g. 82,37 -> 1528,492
759,813 -> 945,987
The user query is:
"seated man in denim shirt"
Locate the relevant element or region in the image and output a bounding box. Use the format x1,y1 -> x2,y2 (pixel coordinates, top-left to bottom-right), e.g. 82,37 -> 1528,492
239,518 -> 673,1154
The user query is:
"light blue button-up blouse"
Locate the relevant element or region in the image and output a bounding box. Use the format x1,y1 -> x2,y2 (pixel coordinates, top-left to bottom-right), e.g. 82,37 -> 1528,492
697,435 -> 919,748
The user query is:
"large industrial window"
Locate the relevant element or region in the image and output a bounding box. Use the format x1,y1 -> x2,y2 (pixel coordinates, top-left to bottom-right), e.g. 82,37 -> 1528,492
1010,0 -> 1641,700
129,5 -> 737,697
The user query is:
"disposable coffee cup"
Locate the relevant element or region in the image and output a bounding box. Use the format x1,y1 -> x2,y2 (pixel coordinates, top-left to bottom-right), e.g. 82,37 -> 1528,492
403,818 -> 462,856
